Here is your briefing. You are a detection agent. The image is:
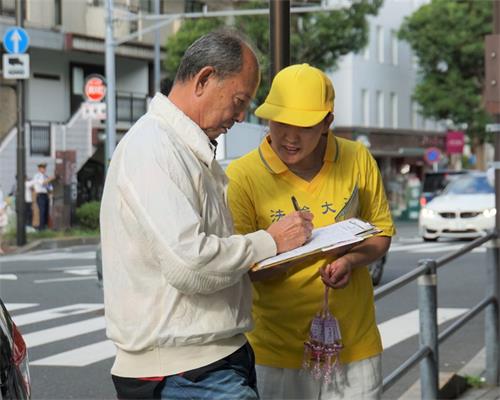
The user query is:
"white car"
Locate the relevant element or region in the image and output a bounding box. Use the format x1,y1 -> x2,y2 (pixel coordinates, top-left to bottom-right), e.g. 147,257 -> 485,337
418,173 -> 495,241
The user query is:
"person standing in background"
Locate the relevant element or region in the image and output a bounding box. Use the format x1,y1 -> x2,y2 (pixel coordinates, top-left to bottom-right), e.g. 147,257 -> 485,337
25,176 -> 35,228
33,163 -> 54,230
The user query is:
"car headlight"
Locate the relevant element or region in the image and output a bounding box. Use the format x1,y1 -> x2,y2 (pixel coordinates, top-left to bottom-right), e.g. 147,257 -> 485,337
421,208 -> 435,217
483,208 -> 497,218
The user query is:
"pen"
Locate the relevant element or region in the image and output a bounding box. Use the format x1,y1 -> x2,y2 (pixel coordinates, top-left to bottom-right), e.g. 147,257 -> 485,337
291,195 -> 301,212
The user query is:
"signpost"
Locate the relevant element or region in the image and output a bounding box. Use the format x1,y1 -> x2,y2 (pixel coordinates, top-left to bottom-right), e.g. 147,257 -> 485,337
82,74 -> 107,120
3,19 -> 30,245
424,147 -> 442,172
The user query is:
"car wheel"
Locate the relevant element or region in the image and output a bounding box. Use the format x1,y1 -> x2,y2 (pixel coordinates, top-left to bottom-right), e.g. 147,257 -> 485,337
368,257 -> 385,286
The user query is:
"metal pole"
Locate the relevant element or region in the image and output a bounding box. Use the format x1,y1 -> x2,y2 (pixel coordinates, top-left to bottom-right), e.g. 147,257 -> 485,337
154,0 -> 161,93
487,0 -> 500,386
269,0 -> 290,80
16,0 -> 26,245
418,259 -> 439,400
105,0 -> 116,170
486,239 -> 500,385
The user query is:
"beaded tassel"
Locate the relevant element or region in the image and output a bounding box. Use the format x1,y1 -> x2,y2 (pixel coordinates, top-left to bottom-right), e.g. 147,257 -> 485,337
302,286 -> 343,384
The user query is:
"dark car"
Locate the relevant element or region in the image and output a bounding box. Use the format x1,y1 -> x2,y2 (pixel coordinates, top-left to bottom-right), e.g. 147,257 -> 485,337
419,170 -> 468,207
368,255 -> 386,286
0,298 -> 31,399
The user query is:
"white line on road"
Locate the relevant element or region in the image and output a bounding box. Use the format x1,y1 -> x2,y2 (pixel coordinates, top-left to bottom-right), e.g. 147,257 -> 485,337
34,276 -> 96,284
64,268 -> 96,276
0,251 -> 96,262
31,340 -> 115,367
49,265 -> 96,271
12,303 -> 103,326
378,307 -> 468,349
5,303 -> 39,312
0,274 -> 18,280
23,316 -> 105,347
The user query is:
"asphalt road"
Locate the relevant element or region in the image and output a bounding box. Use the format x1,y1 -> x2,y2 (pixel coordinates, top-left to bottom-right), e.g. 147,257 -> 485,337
0,221 -> 491,399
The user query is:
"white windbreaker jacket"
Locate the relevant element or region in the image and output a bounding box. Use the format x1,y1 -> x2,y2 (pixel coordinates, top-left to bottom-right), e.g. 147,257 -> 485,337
100,93 -> 277,378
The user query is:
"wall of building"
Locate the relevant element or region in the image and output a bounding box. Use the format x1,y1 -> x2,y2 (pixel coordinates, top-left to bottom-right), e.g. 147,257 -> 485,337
330,0 -> 432,131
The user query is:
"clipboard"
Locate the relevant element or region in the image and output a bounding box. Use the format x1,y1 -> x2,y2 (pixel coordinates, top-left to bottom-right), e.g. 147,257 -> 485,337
252,218 -> 381,272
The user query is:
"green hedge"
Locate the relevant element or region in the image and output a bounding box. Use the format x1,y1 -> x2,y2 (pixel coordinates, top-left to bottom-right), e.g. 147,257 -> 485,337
76,201 -> 101,230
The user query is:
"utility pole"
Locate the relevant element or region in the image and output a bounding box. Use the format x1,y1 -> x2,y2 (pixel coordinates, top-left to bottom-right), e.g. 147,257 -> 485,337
105,0 -> 116,170
269,0 -> 290,80
484,0 -> 500,386
16,0 -> 26,246
154,0 -> 161,93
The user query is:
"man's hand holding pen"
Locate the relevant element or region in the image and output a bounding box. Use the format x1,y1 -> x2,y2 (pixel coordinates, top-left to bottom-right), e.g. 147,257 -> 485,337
266,197 -> 314,254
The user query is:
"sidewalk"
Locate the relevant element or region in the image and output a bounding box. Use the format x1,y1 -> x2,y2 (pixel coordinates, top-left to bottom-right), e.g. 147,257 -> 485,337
400,347 -> 500,399
2,235 -> 99,255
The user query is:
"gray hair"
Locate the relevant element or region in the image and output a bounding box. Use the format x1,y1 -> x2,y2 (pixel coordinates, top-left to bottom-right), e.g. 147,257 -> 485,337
174,28 -> 257,83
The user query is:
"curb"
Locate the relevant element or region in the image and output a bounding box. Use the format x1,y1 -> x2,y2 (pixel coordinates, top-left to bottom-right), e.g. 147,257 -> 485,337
398,348 -> 488,399
12,236 -> 100,254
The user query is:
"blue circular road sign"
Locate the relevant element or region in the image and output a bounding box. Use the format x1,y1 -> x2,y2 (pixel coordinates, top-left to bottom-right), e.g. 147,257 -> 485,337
424,147 -> 442,164
2,26 -> 30,54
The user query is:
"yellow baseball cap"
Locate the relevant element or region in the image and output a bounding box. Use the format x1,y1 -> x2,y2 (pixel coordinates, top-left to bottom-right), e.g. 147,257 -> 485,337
255,63 -> 335,127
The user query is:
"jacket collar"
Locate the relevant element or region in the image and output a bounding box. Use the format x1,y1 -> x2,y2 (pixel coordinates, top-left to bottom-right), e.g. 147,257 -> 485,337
148,93 -> 216,166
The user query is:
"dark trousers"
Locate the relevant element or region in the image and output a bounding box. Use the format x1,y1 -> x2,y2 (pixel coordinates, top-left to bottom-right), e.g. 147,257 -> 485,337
25,202 -> 32,226
36,194 -> 49,230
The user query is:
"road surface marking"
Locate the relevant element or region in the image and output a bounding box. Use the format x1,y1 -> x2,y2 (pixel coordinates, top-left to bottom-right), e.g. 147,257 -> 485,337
4,303 -> 39,312
31,340 -> 115,367
12,303 -> 103,326
23,316 -> 105,347
0,274 -> 18,280
0,251 -> 95,262
378,307 -> 468,349
34,276 -> 96,284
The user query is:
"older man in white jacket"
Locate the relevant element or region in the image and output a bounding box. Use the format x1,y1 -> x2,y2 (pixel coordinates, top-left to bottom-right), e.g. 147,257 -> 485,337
100,29 -> 314,399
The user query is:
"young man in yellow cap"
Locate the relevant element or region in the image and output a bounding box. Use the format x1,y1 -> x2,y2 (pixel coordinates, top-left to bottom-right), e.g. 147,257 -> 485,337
227,64 -> 395,399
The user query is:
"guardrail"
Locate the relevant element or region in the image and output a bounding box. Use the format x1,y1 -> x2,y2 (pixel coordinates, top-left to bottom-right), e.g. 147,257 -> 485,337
375,232 -> 499,399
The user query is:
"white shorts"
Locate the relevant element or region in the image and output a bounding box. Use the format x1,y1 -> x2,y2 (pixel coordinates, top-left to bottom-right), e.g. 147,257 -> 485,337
256,355 -> 382,400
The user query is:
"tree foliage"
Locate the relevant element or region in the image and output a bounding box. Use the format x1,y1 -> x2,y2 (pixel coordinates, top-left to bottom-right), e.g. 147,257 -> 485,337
164,0 -> 382,106
399,0 -> 492,141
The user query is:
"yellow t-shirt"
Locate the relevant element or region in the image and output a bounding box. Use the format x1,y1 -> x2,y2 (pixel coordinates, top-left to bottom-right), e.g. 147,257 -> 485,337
226,133 -> 396,368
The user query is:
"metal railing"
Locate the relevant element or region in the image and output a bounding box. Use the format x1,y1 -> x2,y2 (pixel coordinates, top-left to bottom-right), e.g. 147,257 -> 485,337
375,232 -> 499,399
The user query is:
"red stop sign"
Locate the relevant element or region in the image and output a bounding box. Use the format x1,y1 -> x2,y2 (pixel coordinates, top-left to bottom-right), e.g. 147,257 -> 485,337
84,75 -> 106,102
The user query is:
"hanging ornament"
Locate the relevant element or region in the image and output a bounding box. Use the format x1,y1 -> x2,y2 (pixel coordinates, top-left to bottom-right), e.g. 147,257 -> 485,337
303,286 -> 343,383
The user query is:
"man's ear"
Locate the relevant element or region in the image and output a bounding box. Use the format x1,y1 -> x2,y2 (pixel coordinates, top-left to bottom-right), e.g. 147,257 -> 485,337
322,112 -> 334,132
194,66 -> 216,96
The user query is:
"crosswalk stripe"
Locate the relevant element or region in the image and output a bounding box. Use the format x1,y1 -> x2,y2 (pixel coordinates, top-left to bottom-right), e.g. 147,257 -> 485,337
31,340 -> 116,367
378,307 -> 468,349
23,316 -> 105,348
0,274 -> 18,280
12,303 -> 103,326
5,303 -> 39,312
34,276 -> 96,284
64,268 -> 96,276
0,251 -> 96,262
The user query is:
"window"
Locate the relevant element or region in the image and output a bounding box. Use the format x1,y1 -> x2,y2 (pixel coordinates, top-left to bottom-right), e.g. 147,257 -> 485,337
0,0 -> 15,17
391,30 -> 398,65
30,123 -> 51,156
376,26 -> 384,63
376,91 -> 384,127
361,89 -> 369,126
390,92 -> 398,128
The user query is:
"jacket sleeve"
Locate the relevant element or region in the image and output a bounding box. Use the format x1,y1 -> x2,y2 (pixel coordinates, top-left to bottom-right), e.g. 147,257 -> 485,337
115,141 -> 276,296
